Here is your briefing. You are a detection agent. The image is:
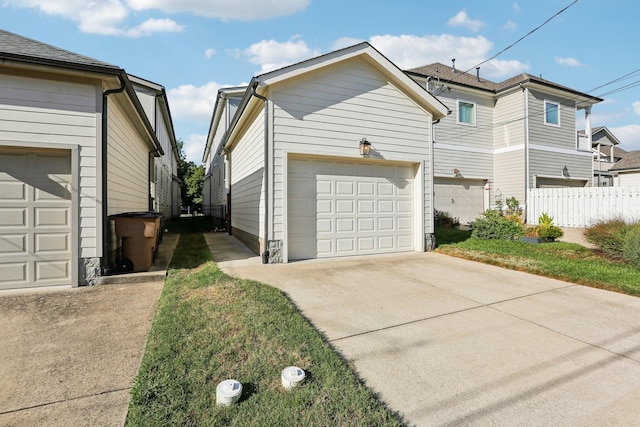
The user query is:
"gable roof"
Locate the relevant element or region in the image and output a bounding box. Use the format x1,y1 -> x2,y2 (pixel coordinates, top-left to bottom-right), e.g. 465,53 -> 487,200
255,42 -> 449,118
222,42 -> 450,152
610,150 -> 640,171
0,29 -> 120,75
406,62 -> 603,108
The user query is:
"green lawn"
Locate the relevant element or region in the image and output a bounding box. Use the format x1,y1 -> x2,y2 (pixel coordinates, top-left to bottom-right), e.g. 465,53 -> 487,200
435,228 -> 640,297
126,223 -> 405,426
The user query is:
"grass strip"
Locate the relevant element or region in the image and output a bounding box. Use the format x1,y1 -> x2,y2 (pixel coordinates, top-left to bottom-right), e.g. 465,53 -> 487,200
126,232 -> 404,426
436,237 -> 640,296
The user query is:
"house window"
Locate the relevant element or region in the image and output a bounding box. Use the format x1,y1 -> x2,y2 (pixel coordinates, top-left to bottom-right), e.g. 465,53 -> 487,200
544,100 -> 560,126
457,100 -> 476,125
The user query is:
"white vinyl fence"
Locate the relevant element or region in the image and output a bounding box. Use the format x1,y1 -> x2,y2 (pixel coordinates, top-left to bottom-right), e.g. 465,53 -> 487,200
527,187 -> 640,227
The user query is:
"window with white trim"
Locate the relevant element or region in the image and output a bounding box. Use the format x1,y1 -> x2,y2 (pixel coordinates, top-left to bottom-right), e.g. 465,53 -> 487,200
544,100 -> 560,126
457,100 -> 476,125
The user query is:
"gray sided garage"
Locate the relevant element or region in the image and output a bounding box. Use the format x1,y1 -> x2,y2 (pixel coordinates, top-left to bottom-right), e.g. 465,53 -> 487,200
0,147 -> 74,290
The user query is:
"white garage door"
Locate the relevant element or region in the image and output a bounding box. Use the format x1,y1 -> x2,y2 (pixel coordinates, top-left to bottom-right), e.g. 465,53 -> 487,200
0,148 -> 72,290
434,177 -> 485,225
288,158 -> 415,260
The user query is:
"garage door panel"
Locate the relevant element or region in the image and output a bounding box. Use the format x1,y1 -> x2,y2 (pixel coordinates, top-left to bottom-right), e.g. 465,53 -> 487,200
0,181 -> 26,199
335,200 -> 354,214
36,207 -> 69,226
357,218 -> 375,231
0,235 -> 26,254
35,233 -> 69,252
289,158 -> 416,260
0,208 -> 27,226
317,199 -> 332,214
0,263 -> 27,283
35,260 -> 69,281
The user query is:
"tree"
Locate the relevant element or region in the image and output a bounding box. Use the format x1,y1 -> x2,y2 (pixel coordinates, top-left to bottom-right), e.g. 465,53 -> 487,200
175,139 -> 204,210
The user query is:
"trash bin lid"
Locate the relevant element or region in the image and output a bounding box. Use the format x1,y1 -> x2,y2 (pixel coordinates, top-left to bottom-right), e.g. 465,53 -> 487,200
109,211 -> 162,218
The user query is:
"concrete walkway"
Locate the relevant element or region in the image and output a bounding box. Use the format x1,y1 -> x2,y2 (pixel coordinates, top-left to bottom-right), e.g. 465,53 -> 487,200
206,233 -> 640,426
0,233 -> 178,427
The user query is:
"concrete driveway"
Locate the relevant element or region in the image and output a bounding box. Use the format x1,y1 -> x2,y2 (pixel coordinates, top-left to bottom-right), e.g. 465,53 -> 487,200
206,233 -> 640,426
0,233 -> 177,427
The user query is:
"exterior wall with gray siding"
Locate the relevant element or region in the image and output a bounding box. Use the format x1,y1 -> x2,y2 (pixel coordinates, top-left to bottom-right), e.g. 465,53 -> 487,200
229,107 -> 265,248
0,73 -> 100,260
494,149 -> 526,203
270,57 -> 433,242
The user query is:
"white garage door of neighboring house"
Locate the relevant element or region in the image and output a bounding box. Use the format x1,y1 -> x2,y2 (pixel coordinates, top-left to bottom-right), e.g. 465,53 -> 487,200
434,177 -> 485,225
288,158 -> 415,260
0,148 -> 72,290
535,177 -> 589,188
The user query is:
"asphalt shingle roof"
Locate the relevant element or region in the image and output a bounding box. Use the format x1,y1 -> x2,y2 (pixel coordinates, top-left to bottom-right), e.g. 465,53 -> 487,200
406,62 -> 602,102
0,29 -> 120,73
610,151 -> 640,171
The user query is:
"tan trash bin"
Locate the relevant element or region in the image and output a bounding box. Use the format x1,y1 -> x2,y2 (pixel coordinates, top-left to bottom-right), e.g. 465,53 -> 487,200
111,212 -> 161,272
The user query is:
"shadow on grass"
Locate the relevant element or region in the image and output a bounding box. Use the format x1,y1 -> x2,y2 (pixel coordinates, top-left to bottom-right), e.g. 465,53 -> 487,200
166,217 -> 216,269
435,227 -> 472,246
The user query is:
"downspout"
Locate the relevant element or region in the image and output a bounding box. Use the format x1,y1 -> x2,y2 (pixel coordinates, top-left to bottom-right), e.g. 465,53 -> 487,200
252,82 -> 270,264
524,86 -> 530,222
102,74 -> 126,272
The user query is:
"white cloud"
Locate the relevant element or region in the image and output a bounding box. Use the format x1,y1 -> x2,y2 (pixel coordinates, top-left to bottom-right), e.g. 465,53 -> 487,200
205,48 -> 216,59
513,2 -> 521,14
125,0 -> 310,21
554,56 -> 584,67
124,18 -> 184,37
331,37 -> 366,51
5,0 -> 308,36
242,38 -> 320,74
447,10 -> 485,32
369,34 -> 528,80
632,101 -> 640,116
504,20 -> 517,31
610,124 -> 640,151
183,133 -> 207,163
5,0 -> 182,37
167,81 -> 224,123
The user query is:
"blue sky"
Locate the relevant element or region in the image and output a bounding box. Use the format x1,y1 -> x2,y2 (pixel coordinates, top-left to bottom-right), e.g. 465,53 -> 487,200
2,0 -> 640,163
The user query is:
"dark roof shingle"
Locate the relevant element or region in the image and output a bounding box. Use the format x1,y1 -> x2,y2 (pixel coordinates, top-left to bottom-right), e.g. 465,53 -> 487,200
0,29 -> 120,73
610,151 -> 640,171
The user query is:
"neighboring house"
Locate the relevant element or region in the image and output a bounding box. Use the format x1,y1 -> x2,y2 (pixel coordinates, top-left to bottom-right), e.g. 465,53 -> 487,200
0,30 -> 178,290
202,42 -> 448,263
129,75 -> 181,219
578,126 -> 624,186
202,86 -> 245,229
610,151 -> 640,186
406,62 -> 602,224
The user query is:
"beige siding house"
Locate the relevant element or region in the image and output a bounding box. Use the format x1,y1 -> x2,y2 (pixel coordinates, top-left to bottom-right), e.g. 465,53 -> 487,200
406,63 -> 602,223
0,30 -> 177,290
203,43 -> 447,263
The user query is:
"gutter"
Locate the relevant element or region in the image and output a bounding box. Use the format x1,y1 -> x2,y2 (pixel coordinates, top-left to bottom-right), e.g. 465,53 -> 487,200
251,81 -> 271,264
101,73 -> 127,272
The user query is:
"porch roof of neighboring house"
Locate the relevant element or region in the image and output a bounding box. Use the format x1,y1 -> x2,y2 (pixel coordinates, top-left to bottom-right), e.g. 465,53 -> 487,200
406,62 -> 603,109
578,126 -> 622,146
222,42 -> 450,153
0,29 -> 163,156
610,150 -> 640,172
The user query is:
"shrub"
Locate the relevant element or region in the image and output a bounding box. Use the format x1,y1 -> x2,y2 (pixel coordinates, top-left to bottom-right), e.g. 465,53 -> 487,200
435,210 -> 459,228
535,213 -> 564,241
623,225 -> 640,267
584,219 -> 629,259
471,209 -> 524,240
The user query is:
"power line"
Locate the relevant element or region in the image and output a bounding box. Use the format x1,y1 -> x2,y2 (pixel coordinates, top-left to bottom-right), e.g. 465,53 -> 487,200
454,0 -> 580,80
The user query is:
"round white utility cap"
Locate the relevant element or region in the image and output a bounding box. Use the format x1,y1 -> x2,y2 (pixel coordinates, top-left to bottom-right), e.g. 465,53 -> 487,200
281,366 -> 306,390
216,379 -> 242,406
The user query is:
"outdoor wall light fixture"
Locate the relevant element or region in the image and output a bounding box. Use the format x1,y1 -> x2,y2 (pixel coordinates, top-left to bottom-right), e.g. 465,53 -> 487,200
359,138 -> 371,156
562,165 -> 570,178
